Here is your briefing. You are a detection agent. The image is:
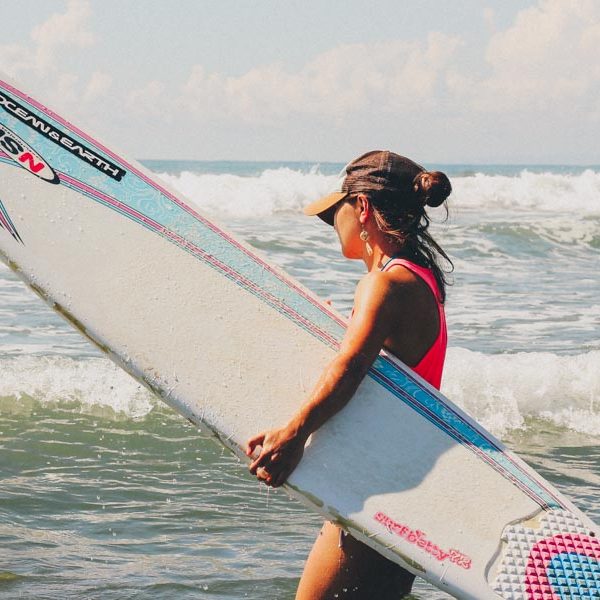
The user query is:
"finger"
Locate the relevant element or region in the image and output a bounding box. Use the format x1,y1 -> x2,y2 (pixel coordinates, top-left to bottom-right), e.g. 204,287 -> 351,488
246,433 -> 265,456
256,466 -> 271,484
246,433 -> 265,457
249,450 -> 270,474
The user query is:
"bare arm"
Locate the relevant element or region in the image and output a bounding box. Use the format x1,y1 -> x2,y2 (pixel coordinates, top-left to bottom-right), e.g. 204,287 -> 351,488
246,270 -> 406,487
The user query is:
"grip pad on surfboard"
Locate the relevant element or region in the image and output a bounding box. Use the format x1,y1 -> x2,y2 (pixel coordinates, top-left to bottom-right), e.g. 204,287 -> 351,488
492,510 -> 600,599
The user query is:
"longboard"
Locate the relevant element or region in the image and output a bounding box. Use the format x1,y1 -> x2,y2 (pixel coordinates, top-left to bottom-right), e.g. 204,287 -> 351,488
1,73 -> 599,599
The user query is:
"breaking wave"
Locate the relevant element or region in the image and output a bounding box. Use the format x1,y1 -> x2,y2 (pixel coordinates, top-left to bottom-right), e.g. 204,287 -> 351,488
2,349 -> 599,438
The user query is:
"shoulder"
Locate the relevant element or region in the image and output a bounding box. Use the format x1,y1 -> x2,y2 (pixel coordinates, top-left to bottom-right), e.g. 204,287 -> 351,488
354,267 -> 421,313
356,265 -> 420,298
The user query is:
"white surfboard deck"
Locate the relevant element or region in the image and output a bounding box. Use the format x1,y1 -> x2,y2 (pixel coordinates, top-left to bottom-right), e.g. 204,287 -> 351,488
1,73 -> 599,599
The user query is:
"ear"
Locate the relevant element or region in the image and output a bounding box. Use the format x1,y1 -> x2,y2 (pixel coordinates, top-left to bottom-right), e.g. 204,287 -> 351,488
356,193 -> 371,224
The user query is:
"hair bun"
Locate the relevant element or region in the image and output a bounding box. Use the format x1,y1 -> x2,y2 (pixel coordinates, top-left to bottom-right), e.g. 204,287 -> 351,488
414,171 -> 452,208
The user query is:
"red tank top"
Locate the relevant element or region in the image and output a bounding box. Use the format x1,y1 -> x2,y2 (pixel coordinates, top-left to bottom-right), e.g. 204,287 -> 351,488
380,257 -> 447,390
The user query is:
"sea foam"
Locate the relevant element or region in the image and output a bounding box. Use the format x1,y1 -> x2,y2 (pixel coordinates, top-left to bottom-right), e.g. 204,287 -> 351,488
443,348 -> 600,437
0,355 -> 155,419
1,350 -> 599,438
155,168 -> 600,218
156,167 -> 335,218
454,169 -> 600,215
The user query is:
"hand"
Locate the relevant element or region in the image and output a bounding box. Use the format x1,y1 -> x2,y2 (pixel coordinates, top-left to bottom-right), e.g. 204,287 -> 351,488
246,425 -> 307,488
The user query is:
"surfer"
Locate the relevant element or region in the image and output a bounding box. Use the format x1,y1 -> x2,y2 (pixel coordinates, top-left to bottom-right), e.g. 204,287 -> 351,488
246,150 -> 452,599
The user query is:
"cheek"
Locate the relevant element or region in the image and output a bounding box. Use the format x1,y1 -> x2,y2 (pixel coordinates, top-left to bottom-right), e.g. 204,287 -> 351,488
337,230 -> 352,257
333,203 -> 362,257
337,219 -> 361,257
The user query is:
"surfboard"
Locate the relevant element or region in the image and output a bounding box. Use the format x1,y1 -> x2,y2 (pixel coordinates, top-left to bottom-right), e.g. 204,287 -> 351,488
1,72 -> 599,599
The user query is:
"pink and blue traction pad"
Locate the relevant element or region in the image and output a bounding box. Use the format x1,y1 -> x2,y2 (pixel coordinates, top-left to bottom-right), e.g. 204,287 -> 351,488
493,510 -> 600,599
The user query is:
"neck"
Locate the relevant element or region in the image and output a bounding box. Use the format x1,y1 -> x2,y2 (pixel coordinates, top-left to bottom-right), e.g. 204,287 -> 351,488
361,237 -> 406,272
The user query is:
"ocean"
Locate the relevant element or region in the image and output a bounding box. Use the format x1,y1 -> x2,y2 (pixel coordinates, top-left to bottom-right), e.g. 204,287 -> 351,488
1,160 -> 599,599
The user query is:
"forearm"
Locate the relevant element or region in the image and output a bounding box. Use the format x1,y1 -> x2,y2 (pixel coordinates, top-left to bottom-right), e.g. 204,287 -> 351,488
287,352 -> 372,438
247,270 -> 397,487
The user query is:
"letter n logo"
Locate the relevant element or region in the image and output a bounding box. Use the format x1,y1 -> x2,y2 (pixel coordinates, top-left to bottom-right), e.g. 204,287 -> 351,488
19,152 -> 45,174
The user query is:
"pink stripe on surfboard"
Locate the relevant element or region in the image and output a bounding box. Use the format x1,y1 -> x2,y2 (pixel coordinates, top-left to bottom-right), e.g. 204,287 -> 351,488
60,173 -> 164,231
0,210 -> 12,233
0,79 -> 347,330
58,171 -> 341,350
4,82 -> 546,499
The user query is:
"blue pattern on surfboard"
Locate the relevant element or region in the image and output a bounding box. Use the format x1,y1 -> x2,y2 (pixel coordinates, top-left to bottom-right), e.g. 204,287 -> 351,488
0,82 -> 564,511
548,552 -> 600,598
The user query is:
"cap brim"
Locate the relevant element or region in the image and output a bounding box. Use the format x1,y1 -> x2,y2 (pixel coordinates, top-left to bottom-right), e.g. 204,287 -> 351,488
303,191 -> 348,225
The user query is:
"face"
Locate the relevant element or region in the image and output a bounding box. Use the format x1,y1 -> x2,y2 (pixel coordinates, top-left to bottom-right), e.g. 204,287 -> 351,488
333,198 -> 363,258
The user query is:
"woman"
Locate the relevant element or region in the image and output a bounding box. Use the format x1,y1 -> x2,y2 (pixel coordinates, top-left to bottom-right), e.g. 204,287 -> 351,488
246,150 -> 453,599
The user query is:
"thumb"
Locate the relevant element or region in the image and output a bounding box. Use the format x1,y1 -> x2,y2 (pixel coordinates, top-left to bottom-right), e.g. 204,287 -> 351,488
246,432 -> 265,457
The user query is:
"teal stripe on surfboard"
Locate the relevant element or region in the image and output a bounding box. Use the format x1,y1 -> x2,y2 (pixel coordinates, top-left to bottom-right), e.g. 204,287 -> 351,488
0,80 -> 564,512
370,359 -> 563,509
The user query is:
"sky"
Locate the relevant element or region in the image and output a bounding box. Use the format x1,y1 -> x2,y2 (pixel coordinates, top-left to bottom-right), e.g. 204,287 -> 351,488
1,0 -> 599,164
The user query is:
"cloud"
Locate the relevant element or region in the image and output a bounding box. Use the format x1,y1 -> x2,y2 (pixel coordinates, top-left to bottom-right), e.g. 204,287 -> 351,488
122,1 -> 599,161
83,71 -> 113,103
1,0 -> 597,162
0,0 -> 95,78
176,33 -> 462,124
482,7 -> 496,33
465,0 -> 600,112
0,0 -> 115,125
30,0 -> 95,72
126,80 -> 168,118
124,0 -> 600,138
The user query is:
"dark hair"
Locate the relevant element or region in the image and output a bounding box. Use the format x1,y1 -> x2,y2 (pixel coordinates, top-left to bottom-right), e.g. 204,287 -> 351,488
367,170 -> 453,302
